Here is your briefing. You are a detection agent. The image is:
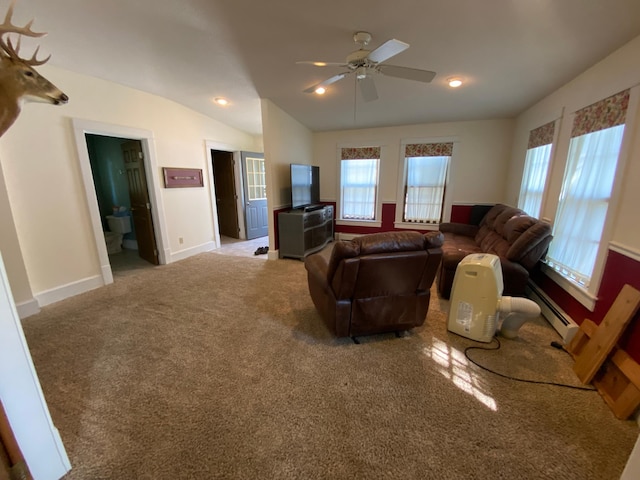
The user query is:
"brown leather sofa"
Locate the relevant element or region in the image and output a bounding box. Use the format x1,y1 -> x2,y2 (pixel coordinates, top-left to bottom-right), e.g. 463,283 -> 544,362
304,231 -> 444,338
437,204 -> 552,299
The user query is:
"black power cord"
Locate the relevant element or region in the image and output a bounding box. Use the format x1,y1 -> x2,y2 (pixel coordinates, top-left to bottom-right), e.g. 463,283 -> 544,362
464,337 -> 596,391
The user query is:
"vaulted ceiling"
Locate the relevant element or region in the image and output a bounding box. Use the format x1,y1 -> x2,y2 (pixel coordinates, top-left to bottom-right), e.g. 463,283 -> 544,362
17,0 -> 640,136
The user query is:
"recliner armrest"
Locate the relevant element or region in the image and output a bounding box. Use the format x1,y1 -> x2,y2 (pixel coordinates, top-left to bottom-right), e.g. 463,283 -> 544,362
304,252 -> 331,287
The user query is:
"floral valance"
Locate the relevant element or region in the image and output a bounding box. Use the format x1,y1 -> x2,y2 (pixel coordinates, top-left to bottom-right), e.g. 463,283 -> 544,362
527,121 -> 555,149
405,142 -> 453,157
572,89 -> 630,138
341,146 -> 381,160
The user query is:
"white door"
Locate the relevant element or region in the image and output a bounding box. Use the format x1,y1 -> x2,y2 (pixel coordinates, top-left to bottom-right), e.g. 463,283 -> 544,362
241,152 -> 268,240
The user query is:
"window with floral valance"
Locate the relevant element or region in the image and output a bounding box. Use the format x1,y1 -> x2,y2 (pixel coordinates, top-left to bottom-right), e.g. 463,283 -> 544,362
339,147 -> 380,221
518,121 -> 556,217
401,142 -> 453,224
547,89 -> 630,288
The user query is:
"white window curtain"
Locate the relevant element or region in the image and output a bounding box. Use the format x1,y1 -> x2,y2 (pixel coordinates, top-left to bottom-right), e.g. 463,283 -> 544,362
340,158 -> 379,220
404,156 -> 449,223
518,144 -> 552,217
546,124 -> 625,286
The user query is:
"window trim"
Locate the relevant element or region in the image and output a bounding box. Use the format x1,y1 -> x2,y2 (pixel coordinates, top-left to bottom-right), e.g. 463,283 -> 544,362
394,137 -> 457,226
539,85 -> 639,303
336,145 -> 382,224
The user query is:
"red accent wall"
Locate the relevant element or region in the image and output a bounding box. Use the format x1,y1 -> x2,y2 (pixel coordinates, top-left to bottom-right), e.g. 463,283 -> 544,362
450,204 -> 473,224
334,203 -> 399,235
532,250 -> 640,363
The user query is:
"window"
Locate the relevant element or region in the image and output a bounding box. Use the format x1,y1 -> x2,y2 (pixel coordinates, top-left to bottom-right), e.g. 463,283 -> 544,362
518,122 -> 555,217
402,143 -> 452,224
546,90 -> 629,288
245,156 -> 266,200
340,147 -> 380,221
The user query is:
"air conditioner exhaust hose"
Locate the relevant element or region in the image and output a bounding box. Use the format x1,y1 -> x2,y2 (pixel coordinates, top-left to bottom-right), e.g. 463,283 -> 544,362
497,296 -> 541,339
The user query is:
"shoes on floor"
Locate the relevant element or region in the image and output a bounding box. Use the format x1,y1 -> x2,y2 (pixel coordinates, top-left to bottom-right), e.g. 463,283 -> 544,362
254,246 -> 269,255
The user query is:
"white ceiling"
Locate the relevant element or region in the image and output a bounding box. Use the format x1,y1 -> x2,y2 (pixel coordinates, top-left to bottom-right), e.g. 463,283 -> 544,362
16,0 -> 640,136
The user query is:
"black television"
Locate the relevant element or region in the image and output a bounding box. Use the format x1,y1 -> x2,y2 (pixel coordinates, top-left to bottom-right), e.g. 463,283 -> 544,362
290,163 -> 320,209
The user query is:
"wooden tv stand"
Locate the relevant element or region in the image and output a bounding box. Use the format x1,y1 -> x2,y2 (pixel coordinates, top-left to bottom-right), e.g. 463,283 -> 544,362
278,205 -> 334,259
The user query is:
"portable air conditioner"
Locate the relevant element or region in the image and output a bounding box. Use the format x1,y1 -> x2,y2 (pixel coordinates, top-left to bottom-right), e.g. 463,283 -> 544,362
447,253 -> 541,342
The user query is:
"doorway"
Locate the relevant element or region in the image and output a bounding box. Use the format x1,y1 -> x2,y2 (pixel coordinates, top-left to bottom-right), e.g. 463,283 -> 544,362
209,149 -> 269,245
211,149 -> 240,239
86,134 -> 159,275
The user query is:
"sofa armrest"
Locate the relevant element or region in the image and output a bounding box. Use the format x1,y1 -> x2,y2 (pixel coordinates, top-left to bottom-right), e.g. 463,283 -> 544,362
439,222 -> 479,237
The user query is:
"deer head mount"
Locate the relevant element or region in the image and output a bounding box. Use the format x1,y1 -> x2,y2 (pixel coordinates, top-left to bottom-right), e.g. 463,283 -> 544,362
0,0 -> 68,137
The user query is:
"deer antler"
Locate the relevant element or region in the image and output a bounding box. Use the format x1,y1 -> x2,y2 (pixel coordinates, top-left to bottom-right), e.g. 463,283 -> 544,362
0,0 -> 50,65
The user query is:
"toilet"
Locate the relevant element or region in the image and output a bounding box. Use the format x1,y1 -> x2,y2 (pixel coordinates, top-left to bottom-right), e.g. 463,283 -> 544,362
105,215 -> 132,254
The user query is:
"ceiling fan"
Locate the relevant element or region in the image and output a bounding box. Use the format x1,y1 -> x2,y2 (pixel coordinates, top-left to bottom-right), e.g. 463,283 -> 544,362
298,31 -> 436,102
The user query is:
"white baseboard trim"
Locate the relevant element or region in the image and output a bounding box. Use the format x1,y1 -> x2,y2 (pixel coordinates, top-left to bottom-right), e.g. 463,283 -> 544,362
268,250 -> 279,261
100,263 -> 114,285
525,281 -> 580,344
35,274 -> 105,307
15,298 -> 40,319
168,241 -> 216,263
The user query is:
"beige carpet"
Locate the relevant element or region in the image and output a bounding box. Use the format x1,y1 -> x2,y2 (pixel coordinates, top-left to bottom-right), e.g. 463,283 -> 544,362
22,252 -> 638,479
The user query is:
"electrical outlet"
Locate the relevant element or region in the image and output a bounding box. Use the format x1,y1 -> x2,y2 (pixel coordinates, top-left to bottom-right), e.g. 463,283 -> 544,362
178,237 -> 184,244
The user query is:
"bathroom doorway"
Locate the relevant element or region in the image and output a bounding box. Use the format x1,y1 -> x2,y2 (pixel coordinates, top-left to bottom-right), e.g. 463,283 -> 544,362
86,134 -> 159,274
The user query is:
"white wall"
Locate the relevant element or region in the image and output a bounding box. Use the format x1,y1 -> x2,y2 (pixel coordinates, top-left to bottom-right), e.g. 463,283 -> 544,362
0,164 -> 35,313
506,35 -> 640,252
0,65 -> 260,304
261,99 -> 313,254
313,119 -> 515,216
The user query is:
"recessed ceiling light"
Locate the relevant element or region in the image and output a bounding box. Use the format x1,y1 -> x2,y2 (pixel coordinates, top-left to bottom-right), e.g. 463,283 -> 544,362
214,97 -> 229,106
447,77 -> 463,88
314,87 -> 326,95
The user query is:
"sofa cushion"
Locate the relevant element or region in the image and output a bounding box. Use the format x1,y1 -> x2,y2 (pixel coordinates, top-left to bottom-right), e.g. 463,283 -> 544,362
477,230 -> 510,257
504,215 -> 537,244
494,208 -> 525,236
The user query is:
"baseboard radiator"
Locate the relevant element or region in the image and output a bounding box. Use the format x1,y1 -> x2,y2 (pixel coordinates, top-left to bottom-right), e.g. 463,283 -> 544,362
525,281 -> 579,344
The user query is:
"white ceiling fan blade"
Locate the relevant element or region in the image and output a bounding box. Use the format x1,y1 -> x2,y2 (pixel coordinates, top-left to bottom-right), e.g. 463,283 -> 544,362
368,39 -> 409,63
303,72 -> 350,93
296,61 -> 348,67
358,75 -> 378,102
379,64 -> 436,83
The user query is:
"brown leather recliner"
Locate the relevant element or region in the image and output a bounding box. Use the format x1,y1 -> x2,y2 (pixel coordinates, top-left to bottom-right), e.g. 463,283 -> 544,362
304,231 -> 444,338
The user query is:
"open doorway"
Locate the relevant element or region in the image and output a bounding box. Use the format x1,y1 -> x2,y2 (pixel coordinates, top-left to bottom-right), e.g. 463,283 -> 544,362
86,134 -> 159,276
209,148 -> 269,256
211,149 -> 240,239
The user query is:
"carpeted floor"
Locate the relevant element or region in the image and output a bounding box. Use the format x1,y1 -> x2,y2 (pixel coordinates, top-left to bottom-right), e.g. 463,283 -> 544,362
22,251 -> 638,479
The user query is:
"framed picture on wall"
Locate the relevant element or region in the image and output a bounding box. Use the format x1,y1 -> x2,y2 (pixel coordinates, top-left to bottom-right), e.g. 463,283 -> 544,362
163,167 -> 204,188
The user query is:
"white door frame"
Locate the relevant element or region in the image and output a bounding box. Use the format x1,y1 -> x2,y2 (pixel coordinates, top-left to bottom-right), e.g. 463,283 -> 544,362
0,251 -> 71,479
72,119 -> 169,285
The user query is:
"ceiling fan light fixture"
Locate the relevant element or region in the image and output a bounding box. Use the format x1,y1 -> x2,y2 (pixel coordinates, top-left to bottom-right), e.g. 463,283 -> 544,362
355,66 -> 369,80
447,77 -> 463,88
214,97 -> 229,106
314,87 -> 326,95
